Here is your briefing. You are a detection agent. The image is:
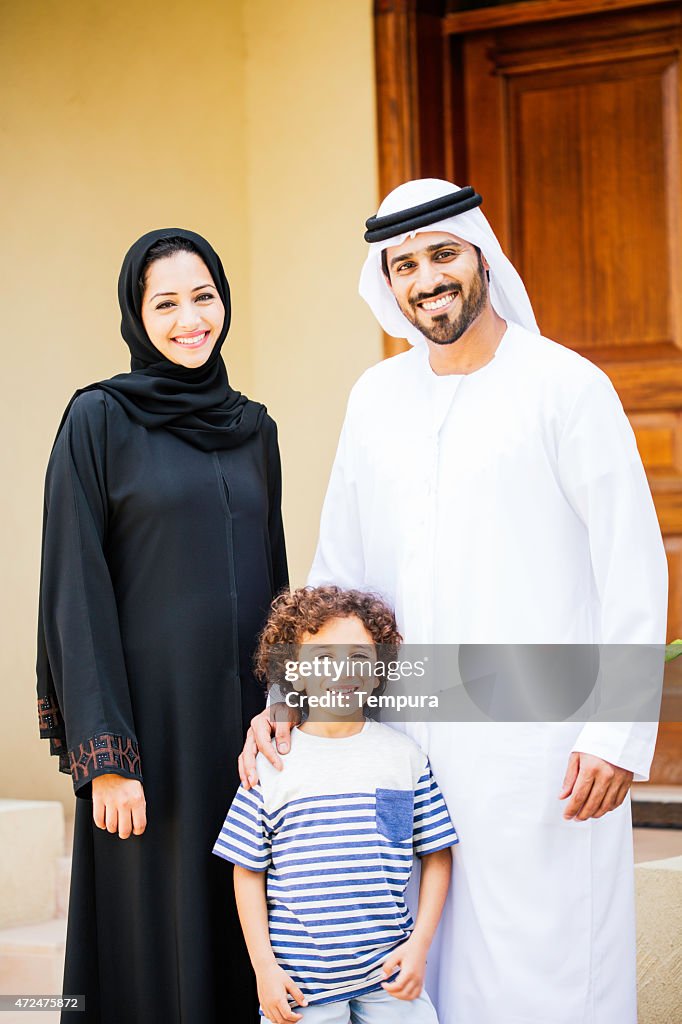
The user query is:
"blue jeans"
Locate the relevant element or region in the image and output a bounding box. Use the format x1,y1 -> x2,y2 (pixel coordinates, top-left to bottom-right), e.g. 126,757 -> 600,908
262,987 -> 438,1023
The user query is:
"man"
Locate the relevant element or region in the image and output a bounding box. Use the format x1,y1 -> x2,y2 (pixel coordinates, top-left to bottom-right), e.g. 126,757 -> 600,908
241,179 -> 668,1023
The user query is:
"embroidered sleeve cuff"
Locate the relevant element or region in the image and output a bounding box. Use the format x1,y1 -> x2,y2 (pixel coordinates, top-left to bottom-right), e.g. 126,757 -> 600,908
69,733 -> 143,795
37,695 -> 64,737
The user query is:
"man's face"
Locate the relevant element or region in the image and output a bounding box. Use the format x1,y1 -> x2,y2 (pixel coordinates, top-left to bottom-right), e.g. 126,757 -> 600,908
384,231 -> 489,345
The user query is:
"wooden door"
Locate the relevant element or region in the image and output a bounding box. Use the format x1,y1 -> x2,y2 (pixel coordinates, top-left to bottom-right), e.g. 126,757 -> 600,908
374,0 -> 682,780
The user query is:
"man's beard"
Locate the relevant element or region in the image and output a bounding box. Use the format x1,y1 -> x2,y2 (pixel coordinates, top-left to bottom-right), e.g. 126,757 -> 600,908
403,255 -> 488,345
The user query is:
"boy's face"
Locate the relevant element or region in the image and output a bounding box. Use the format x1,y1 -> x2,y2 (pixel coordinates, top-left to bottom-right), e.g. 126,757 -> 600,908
295,615 -> 379,720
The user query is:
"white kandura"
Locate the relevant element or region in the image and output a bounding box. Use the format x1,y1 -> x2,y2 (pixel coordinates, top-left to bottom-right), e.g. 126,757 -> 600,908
311,179 -> 668,1024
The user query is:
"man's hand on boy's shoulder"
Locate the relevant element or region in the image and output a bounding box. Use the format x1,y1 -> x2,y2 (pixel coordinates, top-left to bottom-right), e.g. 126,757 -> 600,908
257,961 -> 308,1024
238,704 -> 300,790
380,935 -> 428,1001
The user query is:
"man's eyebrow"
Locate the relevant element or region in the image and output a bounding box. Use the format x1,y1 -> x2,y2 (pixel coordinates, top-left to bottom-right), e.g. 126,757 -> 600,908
150,283 -> 215,301
389,241 -> 462,269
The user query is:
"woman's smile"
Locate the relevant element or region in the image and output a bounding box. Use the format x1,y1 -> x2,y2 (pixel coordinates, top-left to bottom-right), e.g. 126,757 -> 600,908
172,329 -> 210,348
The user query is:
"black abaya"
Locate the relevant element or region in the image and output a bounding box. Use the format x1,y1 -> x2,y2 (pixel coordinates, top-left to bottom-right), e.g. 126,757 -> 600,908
39,389 -> 287,1023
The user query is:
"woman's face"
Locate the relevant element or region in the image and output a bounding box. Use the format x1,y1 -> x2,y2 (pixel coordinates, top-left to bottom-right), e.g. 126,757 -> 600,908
141,251 -> 225,368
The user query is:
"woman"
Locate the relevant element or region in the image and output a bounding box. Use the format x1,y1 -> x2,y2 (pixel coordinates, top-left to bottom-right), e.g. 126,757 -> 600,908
36,228 -> 288,1023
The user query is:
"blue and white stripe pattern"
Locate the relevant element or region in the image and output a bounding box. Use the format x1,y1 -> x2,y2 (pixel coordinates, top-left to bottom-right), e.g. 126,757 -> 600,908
213,721 -> 458,1006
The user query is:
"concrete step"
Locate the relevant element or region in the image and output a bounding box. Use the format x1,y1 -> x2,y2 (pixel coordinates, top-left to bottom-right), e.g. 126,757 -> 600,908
0,917 -> 65,1002
632,784 -> 682,828
0,801 -> 64,930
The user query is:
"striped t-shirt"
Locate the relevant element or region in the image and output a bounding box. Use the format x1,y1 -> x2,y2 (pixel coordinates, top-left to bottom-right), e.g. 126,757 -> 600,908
213,720 -> 458,1007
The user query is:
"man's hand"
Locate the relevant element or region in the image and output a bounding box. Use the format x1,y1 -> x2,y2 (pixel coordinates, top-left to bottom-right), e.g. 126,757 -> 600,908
256,961 -> 307,1024
238,704 -> 300,790
380,935 -> 428,1001
559,751 -> 633,821
92,774 -> 146,838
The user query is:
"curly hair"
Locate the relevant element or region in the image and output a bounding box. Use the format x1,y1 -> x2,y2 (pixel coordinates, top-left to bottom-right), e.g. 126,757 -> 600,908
254,586 -> 402,696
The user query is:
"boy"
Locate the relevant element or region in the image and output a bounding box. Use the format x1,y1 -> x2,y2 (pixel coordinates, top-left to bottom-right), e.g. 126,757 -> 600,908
213,587 -> 457,1023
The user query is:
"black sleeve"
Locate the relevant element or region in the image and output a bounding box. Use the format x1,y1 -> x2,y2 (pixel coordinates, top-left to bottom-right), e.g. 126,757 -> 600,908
264,416 -> 289,596
36,392 -> 142,797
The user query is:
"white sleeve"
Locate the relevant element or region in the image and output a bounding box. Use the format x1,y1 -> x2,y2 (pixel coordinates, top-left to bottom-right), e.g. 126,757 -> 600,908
307,399 -> 366,590
557,374 -> 668,779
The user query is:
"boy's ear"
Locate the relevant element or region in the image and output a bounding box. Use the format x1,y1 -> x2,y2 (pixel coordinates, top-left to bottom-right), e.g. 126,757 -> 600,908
290,674 -> 306,693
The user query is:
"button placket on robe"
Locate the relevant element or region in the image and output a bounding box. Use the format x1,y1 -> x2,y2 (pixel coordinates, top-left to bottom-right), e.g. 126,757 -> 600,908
424,377 -> 463,635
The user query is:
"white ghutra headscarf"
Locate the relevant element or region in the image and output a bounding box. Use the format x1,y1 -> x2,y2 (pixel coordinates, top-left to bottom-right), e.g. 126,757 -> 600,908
359,178 -> 539,347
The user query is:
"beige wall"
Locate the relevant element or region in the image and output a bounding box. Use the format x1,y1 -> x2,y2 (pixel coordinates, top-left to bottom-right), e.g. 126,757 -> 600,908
0,0 -> 378,810
243,0 -> 380,582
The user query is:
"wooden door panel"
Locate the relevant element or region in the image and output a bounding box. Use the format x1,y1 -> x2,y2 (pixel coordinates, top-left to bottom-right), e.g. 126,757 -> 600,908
665,536 -> 682,642
607,362 -> 682,411
631,413 -> 682,476
652,724 -> 682,784
460,13 -> 681,353
508,59 -> 676,352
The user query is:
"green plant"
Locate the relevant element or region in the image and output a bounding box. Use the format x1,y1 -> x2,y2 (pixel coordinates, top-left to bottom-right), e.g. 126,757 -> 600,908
665,639 -> 682,662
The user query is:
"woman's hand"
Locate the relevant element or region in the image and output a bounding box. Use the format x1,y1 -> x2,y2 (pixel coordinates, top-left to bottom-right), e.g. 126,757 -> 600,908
257,961 -> 307,1024
92,774 -> 146,839
380,935 -> 428,1001
238,704 -> 300,790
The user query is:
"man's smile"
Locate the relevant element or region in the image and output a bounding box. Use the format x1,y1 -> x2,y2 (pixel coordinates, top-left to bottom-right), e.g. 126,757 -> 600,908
415,289 -> 460,314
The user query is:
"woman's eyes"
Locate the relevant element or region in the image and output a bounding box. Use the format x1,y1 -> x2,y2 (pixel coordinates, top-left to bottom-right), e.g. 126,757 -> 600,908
155,293 -> 215,310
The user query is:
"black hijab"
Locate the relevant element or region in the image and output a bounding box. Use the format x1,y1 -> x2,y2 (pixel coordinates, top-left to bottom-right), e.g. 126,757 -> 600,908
57,228 -> 265,451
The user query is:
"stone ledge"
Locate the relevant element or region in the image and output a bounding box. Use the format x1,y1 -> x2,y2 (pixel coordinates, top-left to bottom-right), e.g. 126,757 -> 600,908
636,856 -> 682,1024
0,918 -> 66,1004
0,801 -> 64,930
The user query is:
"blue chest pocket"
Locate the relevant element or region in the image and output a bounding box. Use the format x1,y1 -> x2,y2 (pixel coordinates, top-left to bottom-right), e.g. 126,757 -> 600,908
375,788 -> 413,844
